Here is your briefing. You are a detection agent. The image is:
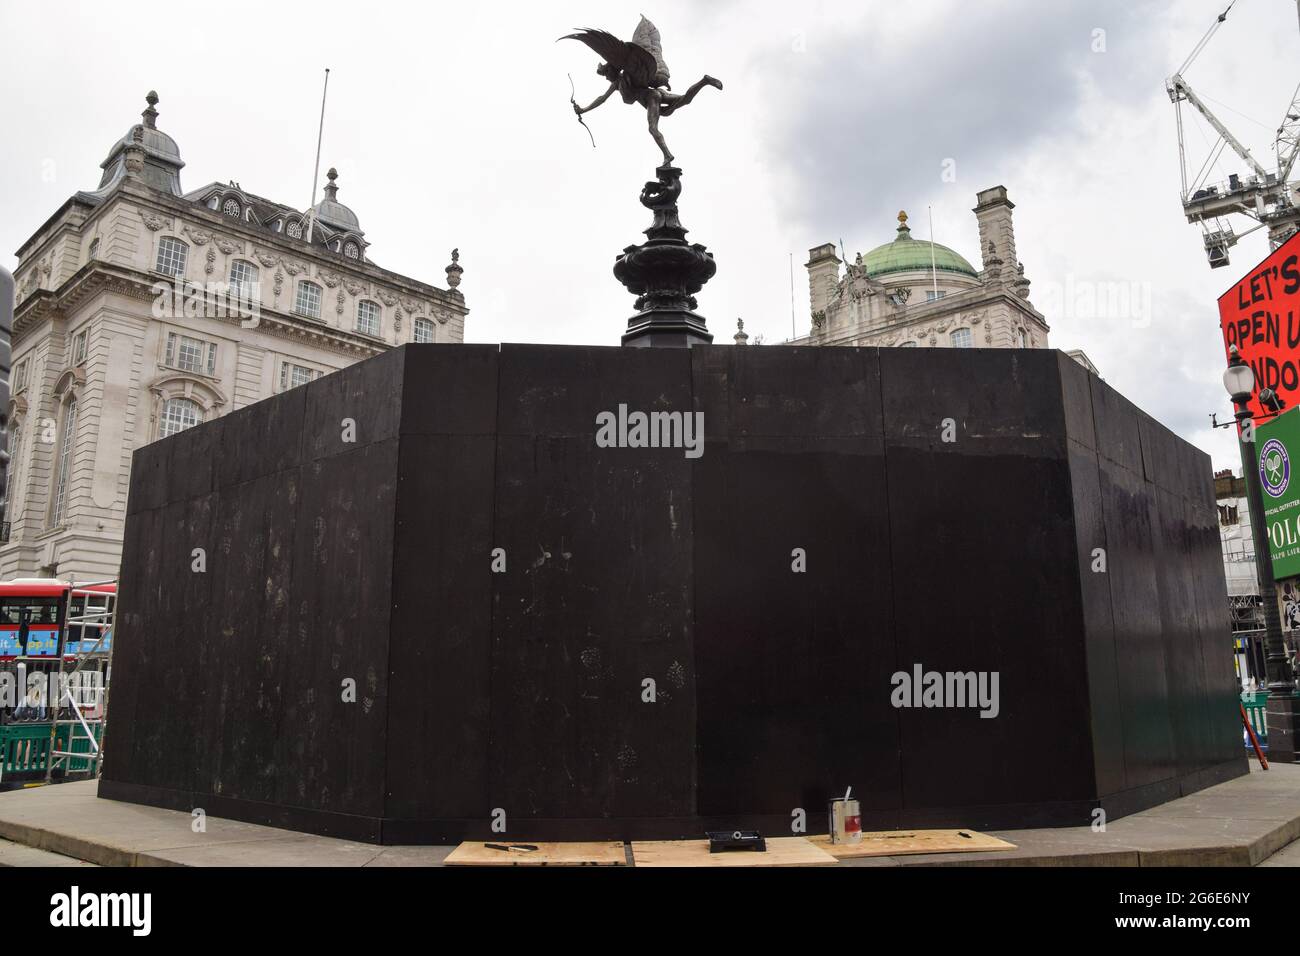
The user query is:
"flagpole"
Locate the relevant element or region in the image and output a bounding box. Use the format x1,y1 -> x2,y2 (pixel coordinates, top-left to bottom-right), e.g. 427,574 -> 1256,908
928,205 -> 939,300
305,68 -> 330,245
789,251 -> 796,339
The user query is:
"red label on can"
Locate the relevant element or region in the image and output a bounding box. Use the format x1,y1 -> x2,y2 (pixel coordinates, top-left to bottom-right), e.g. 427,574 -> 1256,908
846,815 -> 861,832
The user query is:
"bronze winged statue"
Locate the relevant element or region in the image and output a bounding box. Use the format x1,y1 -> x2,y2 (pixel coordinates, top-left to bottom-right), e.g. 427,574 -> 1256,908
562,16 -> 722,166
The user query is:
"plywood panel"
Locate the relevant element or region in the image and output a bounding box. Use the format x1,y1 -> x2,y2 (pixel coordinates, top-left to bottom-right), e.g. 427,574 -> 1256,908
1097,450 -> 1176,791
386,435 -> 496,820
631,837 -> 837,867
488,345 -> 696,823
809,829 -> 1016,858
276,440 -> 397,819
444,841 -> 626,866
881,349 -> 1093,813
693,345 -> 898,818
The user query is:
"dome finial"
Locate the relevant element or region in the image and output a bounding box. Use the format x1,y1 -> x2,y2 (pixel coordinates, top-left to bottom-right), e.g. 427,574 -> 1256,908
324,166 -> 339,200
734,317 -> 748,346
143,90 -> 159,129
896,209 -> 911,237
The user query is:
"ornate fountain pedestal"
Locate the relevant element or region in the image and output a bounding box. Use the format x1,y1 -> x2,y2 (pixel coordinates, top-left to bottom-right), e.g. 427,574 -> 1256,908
615,166 -> 715,348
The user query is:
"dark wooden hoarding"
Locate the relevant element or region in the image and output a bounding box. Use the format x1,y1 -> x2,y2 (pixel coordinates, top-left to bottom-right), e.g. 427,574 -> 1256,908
100,344 -> 1246,842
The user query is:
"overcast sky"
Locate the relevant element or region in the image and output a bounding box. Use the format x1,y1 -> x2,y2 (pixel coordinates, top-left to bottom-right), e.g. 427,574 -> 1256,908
3,0 -> 1298,472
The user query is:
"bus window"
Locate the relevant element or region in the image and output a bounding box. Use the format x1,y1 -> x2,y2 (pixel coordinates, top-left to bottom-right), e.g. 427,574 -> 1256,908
68,594 -> 112,647
0,597 -> 60,626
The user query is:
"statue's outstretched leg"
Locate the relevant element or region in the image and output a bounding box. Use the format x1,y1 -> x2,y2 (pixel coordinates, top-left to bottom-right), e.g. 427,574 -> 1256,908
646,95 -> 674,166
659,76 -> 724,116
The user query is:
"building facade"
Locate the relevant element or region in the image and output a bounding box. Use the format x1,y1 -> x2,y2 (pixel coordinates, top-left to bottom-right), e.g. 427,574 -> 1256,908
3,92 -> 468,582
796,186 -> 1051,351
1216,467 -> 1276,691
1216,469 -> 1259,598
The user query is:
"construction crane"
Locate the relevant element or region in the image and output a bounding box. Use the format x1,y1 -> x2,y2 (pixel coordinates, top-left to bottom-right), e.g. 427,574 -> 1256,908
1167,0 -> 1300,268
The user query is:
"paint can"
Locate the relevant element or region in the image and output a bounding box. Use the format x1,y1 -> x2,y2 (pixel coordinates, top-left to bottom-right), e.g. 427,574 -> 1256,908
829,789 -> 861,844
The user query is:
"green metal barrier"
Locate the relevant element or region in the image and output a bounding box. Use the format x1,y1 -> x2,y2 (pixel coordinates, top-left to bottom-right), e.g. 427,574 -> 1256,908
0,722 -> 103,778
1242,690 -> 1268,748
1,724 -> 54,775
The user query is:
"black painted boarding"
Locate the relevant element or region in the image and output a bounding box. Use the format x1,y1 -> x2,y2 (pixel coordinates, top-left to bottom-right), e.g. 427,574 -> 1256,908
98,344 -> 1246,842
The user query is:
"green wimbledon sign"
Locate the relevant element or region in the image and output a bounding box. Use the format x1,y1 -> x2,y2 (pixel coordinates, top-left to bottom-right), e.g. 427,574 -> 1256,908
1258,408 -> 1300,580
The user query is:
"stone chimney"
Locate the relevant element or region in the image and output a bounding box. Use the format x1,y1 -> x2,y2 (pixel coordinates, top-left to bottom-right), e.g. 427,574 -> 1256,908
973,186 -> 1018,288
805,243 -> 841,327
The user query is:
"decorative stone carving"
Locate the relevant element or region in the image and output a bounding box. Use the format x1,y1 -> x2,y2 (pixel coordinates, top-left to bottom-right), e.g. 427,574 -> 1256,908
183,226 -> 212,246
376,290 -> 399,307
205,247 -> 216,275
400,297 -> 423,316
445,248 -> 462,290
213,236 -> 241,256
282,259 -> 307,276
124,137 -> 146,177
140,212 -> 170,232
342,278 -> 365,296
254,250 -> 280,268
336,290 -> 345,316
318,269 -> 343,289
1015,262 -> 1032,300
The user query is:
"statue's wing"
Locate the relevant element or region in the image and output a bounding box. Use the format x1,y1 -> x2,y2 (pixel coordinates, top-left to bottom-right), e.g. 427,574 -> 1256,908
631,16 -> 670,84
561,27 -> 659,87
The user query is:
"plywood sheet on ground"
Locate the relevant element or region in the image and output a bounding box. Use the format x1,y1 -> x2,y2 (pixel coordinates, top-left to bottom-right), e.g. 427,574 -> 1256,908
631,837 -> 837,867
444,841 -> 626,866
809,829 -> 1016,859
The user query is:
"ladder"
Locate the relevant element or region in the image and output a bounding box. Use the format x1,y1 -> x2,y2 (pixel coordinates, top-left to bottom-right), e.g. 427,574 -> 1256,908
42,579 -> 117,784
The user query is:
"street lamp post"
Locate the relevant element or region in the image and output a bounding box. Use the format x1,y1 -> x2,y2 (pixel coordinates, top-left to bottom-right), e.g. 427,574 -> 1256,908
1224,345 -> 1298,762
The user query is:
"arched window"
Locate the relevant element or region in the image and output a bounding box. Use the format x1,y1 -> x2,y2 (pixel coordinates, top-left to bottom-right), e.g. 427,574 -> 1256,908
295,281 -> 322,319
356,300 -> 380,337
1016,328 -> 1029,348
222,198 -> 242,219
950,328 -> 973,348
160,397 -> 203,438
155,236 -> 188,277
343,240 -> 361,260
899,341 -> 917,348
287,220 -> 304,239
413,316 -> 434,344
51,397 -> 78,527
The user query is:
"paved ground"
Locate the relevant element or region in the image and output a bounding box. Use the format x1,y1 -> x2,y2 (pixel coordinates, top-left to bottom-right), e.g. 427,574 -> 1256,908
0,763 -> 1297,866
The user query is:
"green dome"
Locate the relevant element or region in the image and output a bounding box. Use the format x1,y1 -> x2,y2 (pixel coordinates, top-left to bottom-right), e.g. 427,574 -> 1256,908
859,212 -> 978,279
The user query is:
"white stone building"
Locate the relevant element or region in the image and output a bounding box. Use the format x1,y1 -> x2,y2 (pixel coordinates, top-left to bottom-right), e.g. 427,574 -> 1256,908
3,92 -> 468,582
796,186 -> 1053,352
1216,469 -> 1259,599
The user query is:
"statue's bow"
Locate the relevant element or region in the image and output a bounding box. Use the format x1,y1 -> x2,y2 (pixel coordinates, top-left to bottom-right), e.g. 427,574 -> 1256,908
568,73 -> 596,149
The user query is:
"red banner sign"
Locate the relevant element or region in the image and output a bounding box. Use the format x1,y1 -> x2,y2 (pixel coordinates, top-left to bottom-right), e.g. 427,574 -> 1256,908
1219,231 -> 1300,422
